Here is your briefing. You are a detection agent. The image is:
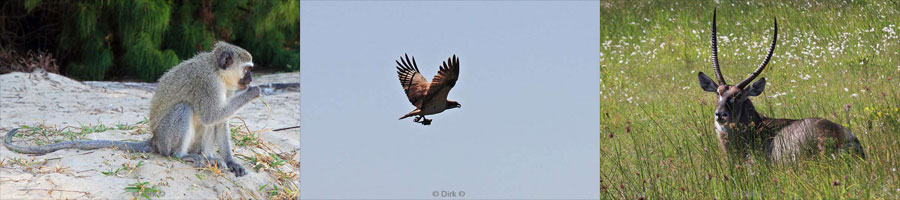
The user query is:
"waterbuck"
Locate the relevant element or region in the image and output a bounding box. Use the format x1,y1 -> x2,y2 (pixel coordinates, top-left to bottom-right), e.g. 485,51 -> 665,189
696,10 -> 865,162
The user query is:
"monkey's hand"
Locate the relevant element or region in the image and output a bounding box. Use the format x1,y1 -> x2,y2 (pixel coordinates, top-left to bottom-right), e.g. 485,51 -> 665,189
244,86 -> 261,99
226,160 -> 248,177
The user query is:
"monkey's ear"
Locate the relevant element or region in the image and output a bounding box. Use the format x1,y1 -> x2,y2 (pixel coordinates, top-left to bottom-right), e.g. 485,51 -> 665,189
218,51 -> 234,70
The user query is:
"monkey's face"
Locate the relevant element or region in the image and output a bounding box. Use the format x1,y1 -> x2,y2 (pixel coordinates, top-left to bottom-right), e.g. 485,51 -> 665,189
225,63 -> 253,90
216,46 -> 255,90
238,67 -> 252,90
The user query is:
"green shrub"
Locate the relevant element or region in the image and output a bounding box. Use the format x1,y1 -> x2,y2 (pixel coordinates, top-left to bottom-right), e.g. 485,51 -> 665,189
11,0 -> 299,81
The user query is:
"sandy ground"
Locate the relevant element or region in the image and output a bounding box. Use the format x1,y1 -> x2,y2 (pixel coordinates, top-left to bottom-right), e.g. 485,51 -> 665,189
0,71 -> 299,199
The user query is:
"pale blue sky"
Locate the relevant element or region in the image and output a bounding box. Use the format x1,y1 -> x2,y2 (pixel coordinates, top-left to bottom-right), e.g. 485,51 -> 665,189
300,1 -> 600,199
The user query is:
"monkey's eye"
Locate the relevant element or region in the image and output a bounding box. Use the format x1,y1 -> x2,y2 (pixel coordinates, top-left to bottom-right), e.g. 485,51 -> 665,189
728,97 -> 735,103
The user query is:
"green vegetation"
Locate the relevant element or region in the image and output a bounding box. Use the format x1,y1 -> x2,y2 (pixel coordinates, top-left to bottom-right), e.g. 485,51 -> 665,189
230,124 -> 262,147
102,161 -> 144,177
14,124 -> 88,144
240,149 -> 297,200
11,122 -> 147,145
601,0 -> 900,199
124,181 -> 163,200
5,0 -> 299,81
230,122 -> 298,199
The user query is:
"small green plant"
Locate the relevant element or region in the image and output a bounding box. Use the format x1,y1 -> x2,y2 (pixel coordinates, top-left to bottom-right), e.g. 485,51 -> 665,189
101,169 -> 118,176
238,151 -> 287,172
102,161 -> 143,177
116,123 -> 134,130
124,181 -> 162,200
4,157 -> 39,168
79,123 -> 111,135
230,123 -> 260,147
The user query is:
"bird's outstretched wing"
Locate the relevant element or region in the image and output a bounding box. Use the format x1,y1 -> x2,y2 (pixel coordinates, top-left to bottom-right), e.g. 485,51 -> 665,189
424,55 -> 459,103
396,54 -> 429,107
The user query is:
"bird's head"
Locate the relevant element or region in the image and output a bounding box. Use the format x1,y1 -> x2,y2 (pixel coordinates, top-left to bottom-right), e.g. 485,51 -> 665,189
446,101 -> 461,109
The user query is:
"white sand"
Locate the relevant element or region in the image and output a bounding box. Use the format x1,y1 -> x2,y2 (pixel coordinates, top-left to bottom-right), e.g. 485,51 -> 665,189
0,71 -> 299,199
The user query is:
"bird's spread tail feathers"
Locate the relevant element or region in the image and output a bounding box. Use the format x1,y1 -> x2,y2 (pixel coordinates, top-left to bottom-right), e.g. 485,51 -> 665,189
399,110 -> 421,120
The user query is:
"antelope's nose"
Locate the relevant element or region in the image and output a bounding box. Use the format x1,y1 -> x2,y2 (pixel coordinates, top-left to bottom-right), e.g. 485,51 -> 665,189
715,111 -> 728,120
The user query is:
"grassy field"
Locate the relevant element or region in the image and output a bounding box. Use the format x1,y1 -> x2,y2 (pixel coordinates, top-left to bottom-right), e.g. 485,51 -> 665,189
600,0 -> 900,199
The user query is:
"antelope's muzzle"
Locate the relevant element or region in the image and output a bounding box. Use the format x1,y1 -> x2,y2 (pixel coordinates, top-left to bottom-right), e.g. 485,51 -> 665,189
715,111 -> 728,122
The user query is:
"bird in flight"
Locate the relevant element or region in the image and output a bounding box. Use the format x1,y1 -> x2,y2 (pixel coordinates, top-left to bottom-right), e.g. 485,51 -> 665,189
396,54 -> 461,125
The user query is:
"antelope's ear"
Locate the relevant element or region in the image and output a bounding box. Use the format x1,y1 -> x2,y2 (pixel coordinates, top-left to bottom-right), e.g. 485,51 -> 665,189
698,72 -> 718,93
745,78 -> 766,96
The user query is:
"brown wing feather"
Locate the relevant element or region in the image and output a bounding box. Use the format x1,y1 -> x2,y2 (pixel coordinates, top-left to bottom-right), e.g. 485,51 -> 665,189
396,54 -> 429,107
424,55 -> 459,103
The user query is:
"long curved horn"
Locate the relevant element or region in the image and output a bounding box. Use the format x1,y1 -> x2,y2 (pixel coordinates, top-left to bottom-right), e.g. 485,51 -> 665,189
710,9 -> 727,85
736,17 -> 777,89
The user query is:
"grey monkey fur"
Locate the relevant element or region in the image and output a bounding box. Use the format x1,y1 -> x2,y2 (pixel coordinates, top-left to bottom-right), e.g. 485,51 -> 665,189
4,42 -> 259,177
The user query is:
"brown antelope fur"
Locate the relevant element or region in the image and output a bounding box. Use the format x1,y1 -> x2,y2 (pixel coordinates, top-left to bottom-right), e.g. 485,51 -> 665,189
697,9 -> 865,162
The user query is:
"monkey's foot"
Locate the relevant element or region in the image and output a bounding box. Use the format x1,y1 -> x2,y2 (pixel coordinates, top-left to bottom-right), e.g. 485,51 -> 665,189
421,118 -> 432,125
226,160 -> 248,177
414,116 -> 422,122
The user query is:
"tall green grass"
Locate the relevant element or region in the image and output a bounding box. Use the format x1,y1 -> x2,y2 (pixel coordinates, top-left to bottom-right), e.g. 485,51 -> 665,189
600,0 -> 900,198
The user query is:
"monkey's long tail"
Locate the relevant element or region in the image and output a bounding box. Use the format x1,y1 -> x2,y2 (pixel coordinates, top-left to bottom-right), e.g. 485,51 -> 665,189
4,129 -> 154,155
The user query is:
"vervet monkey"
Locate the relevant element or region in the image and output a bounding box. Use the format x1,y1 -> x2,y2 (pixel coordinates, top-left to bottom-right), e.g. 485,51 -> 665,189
4,42 -> 259,177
